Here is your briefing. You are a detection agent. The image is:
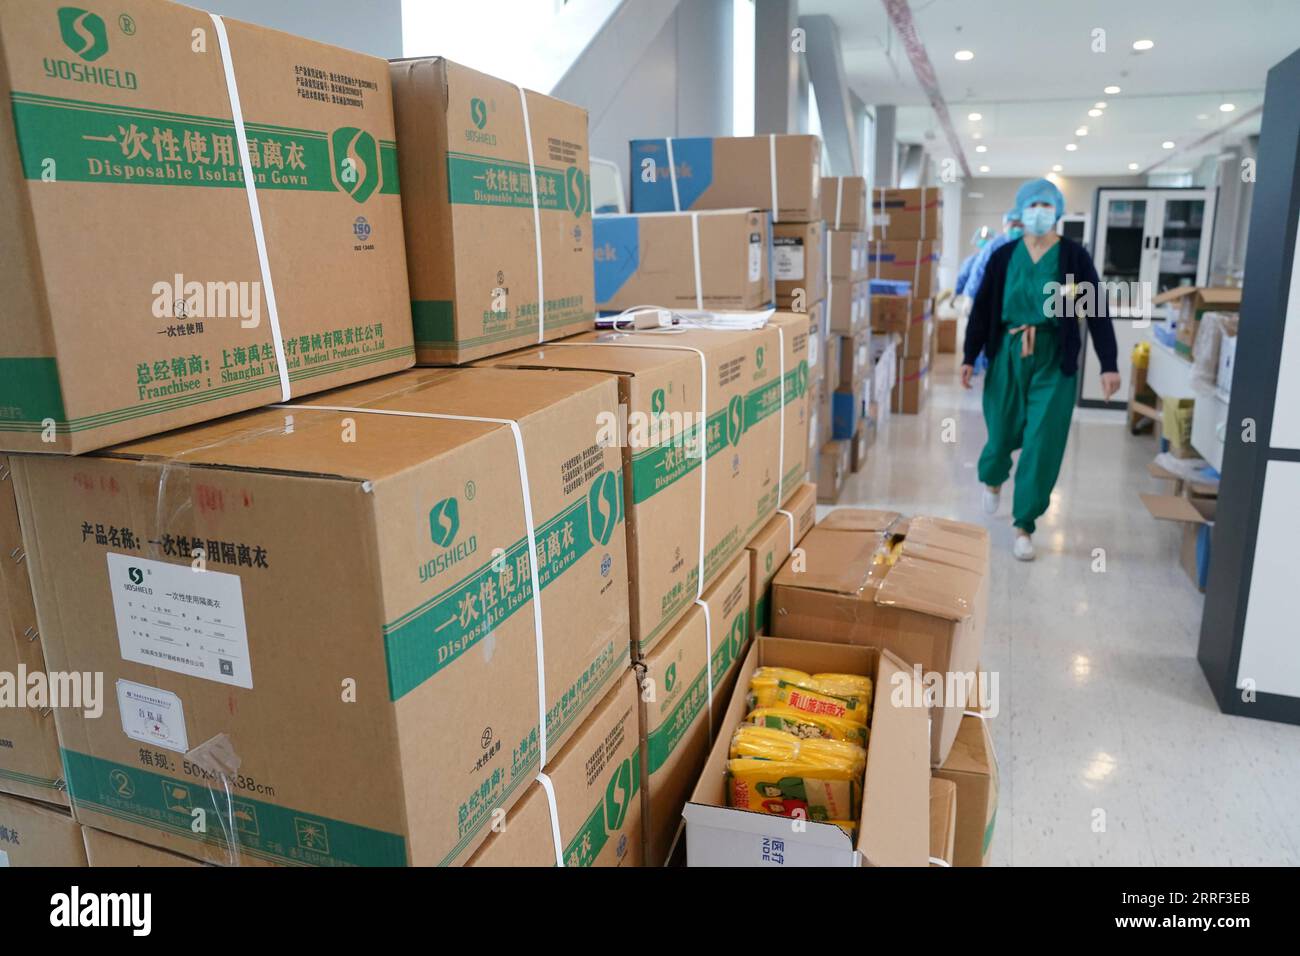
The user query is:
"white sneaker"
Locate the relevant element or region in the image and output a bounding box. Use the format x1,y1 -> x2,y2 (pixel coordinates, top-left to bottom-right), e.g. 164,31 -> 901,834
982,486 -> 1001,515
1013,534 -> 1036,561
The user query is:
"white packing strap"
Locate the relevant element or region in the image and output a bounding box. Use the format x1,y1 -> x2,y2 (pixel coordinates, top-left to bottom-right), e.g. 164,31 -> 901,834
775,323 -> 785,506
273,403 -> 550,768
690,212 -> 703,310
517,85 -> 546,343
699,597 -> 714,742
665,137 -> 682,212
210,14 -> 290,402
768,133 -> 780,223
537,771 -> 565,867
834,177 -> 844,230
929,856 -> 952,867
777,508 -> 796,553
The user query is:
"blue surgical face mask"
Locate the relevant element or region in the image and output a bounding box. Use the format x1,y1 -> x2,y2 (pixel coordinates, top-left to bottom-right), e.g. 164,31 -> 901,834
1022,207 -> 1057,237
1007,226 -> 1024,241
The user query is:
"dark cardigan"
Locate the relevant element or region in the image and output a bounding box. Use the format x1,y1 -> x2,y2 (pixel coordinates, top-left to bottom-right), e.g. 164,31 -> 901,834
962,236 -> 1119,375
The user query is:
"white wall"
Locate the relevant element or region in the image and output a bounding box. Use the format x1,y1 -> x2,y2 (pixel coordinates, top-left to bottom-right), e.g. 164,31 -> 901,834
202,0 -> 403,58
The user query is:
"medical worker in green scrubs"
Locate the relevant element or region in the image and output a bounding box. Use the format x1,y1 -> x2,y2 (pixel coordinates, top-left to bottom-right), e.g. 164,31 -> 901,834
960,178 -> 1120,561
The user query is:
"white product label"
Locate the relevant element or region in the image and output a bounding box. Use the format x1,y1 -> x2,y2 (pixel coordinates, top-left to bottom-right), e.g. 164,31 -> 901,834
748,233 -> 763,281
773,237 -> 805,280
0,850 -> 9,867
809,331 -> 820,368
106,553 -> 253,688
116,679 -> 189,753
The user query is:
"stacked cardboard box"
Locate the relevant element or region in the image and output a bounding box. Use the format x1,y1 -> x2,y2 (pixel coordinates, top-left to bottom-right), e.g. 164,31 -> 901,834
13,368 -> 633,866
0,792 -> 86,866
871,186 -> 942,242
392,58 -> 595,364
771,509 -> 990,766
872,295 -> 933,414
0,0 -> 415,454
933,710 -> 998,866
593,209 -> 774,313
483,318 -> 810,658
743,482 -> 816,638
83,827 -> 206,867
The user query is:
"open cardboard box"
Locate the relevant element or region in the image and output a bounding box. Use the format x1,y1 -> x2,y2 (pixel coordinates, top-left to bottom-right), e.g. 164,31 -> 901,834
1152,286 -> 1242,357
1141,491 -> 1216,593
928,778 -> 957,867
771,510 -> 989,765
683,636 -> 929,867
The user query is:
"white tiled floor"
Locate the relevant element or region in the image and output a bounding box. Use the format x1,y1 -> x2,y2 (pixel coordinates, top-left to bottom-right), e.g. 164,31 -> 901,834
831,352 -> 1300,866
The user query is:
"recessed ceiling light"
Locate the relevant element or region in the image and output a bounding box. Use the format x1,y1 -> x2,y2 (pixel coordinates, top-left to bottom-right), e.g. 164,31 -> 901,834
1132,39 -> 1155,51
1104,85 -> 1122,95
1076,126 -> 1089,136
1094,101 -> 1108,109
979,164 -> 990,173
975,144 -> 987,153
968,112 -> 982,121
1052,164 -> 1063,172
1088,108 -> 1103,117
955,50 -> 974,61
1162,141 -> 1176,149
1220,103 -> 1236,112
1128,162 -> 1140,170
1065,143 -> 1078,151
972,132 -> 983,140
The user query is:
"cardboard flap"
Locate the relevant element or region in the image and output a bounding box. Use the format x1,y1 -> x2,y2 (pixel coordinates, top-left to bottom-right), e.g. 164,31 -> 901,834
818,508 -> 905,532
1151,286 -> 1199,305
874,556 -> 981,621
772,525 -> 883,593
1140,493 -> 1210,525
898,517 -> 990,573
928,778 -> 957,865
938,713 -> 995,778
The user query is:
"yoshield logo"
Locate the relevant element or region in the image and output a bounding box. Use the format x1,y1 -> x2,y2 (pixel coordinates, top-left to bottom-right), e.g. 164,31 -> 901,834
604,757 -> 634,830
565,166 -> 589,217
128,567 -> 144,585
728,613 -> 746,657
796,360 -> 809,396
429,497 -> 460,547
329,127 -> 381,203
664,662 -> 677,692
651,389 -> 666,415
470,97 -> 488,129
58,7 -> 109,62
727,394 -> 745,445
756,346 -> 765,369
588,471 -> 619,547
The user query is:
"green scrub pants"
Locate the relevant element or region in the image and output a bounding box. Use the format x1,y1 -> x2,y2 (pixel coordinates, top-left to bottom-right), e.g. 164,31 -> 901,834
978,326 -> 1077,534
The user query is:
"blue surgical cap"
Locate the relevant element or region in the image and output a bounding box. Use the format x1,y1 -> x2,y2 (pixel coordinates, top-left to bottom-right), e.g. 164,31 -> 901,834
1014,178 -> 1065,220
1002,207 -> 1021,225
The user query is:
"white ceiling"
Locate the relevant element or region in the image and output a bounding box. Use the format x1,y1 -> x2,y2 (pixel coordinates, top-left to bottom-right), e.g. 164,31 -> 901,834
800,0 -> 1300,177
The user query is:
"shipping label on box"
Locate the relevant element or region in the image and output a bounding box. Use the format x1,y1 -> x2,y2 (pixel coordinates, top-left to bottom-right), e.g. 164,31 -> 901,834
630,135 -> 822,221
468,671 -> 643,867
392,57 -> 593,365
484,319 -> 809,655
13,367 -> 631,866
0,0 -> 414,453
595,209 -> 773,313
636,554 -> 749,866
773,220 -> 826,308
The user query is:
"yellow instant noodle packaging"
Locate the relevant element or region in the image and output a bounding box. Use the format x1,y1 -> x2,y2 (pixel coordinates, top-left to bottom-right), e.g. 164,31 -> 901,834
745,704 -> 869,745
747,667 -> 873,726
725,726 -> 866,822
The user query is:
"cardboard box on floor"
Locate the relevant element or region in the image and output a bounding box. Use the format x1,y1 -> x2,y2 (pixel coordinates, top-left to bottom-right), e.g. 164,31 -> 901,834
637,552 -> 750,866
745,482 -> 817,637
595,209 -> 774,313
869,240 -> 940,296
821,177 -> 869,232
12,367 -> 631,867
771,511 -> 991,765
828,230 -> 869,281
630,135 -> 822,221
1152,286 -> 1242,358
481,317 -> 809,656
817,440 -> 850,503
928,777 -> 957,867
872,187 -> 942,241
828,278 -> 870,336
391,57 -> 593,365
467,670 -> 642,867
893,355 -> 930,414
683,637 -> 930,867
83,826 -> 205,867
0,0 -> 414,454
773,220 -> 827,308
0,792 -> 85,866
937,316 -> 958,353
0,458 -> 66,806
933,712 -> 998,866
872,295 -> 932,358
1141,489 -> 1216,593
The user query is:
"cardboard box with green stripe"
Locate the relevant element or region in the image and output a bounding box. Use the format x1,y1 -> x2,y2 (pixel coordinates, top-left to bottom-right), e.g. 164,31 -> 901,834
483,314 -> 810,656
636,552 -> 749,867
467,670 -> 641,867
391,57 -> 594,365
0,0 -> 414,454
11,367 -> 630,866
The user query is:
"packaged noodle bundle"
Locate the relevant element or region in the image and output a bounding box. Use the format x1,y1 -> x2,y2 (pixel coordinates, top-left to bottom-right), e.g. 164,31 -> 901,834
747,667 -> 872,726
746,704 -> 869,745
725,726 -> 866,822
